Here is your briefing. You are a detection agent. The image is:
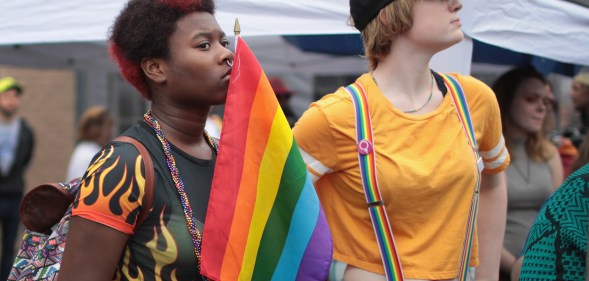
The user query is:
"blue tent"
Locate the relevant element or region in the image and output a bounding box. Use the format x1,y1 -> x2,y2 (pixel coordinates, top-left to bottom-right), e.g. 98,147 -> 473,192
283,34 -> 584,77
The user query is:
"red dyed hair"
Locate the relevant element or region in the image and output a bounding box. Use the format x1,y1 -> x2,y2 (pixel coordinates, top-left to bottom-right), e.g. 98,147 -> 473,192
108,0 -> 215,100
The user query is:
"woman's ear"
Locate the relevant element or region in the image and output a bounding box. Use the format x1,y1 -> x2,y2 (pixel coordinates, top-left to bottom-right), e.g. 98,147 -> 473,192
141,58 -> 167,84
378,9 -> 389,26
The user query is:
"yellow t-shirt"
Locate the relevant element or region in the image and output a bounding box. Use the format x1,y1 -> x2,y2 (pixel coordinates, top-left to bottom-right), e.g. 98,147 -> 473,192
293,72 -> 509,280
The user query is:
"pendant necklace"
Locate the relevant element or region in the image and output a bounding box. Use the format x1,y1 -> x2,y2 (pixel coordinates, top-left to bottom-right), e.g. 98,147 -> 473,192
372,72 -> 434,113
144,109 -> 217,280
512,153 -> 531,188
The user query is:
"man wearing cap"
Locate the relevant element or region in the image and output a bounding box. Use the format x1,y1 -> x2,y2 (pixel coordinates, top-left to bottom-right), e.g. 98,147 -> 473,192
0,76 -> 34,280
567,72 -> 589,147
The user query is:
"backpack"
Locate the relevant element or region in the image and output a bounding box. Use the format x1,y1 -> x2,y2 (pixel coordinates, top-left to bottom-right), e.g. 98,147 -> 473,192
8,136 -> 154,281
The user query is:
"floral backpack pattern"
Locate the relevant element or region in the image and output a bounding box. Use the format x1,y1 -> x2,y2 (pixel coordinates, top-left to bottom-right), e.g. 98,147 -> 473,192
9,180 -> 81,281
8,136 -> 154,281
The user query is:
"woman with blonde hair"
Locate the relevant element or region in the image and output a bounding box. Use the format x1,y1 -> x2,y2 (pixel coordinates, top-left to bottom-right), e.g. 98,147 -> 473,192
293,0 -> 510,280
65,106 -> 112,180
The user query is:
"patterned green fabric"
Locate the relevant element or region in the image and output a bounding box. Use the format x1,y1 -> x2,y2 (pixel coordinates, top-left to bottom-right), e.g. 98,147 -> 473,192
519,164 -> 589,280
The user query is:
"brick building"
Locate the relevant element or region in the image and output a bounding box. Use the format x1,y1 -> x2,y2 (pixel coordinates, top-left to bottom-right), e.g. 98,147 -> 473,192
0,66 -> 76,191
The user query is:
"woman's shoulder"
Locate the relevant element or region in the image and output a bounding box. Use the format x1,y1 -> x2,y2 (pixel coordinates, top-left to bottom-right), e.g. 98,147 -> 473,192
445,72 -> 494,98
94,123 -> 155,169
443,72 -> 500,117
541,168 -> 589,241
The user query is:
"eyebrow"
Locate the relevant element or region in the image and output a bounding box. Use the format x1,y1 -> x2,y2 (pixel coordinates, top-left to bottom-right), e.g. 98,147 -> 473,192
192,31 -> 227,41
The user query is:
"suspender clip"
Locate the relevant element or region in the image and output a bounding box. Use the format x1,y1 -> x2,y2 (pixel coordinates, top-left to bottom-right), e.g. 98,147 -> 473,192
367,201 -> 384,208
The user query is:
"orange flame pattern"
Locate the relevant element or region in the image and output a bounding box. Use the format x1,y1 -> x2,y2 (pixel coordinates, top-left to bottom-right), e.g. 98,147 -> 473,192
74,144 -> 147,233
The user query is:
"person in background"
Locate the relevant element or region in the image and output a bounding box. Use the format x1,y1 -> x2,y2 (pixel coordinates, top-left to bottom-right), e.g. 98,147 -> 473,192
269,77 -> 298,127
565,71 -> 589,148
59,0 -> 233,280
511,156 -> 589,280
543,83 -> 578,179
493,67 -> 563,280
204,109 -> 222,139
65,106 -> 113,180
569,127 -> 589,173
0,76 -> 34,281
293,0 -> 510,279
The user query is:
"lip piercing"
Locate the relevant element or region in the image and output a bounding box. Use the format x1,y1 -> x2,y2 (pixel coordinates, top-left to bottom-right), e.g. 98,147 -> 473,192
226,60 -> 233,67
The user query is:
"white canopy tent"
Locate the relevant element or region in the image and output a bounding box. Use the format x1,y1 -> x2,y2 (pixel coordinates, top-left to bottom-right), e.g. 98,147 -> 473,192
0,0 -> 587,111
0,0 -> 587,63
0,0 -> 475,74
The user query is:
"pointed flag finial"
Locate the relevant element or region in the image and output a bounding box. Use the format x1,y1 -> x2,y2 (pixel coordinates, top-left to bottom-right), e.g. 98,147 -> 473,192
234,18 -> 241,36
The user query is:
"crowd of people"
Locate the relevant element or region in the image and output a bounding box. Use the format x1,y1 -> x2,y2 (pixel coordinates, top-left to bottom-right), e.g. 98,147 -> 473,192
0,0 -> 588,280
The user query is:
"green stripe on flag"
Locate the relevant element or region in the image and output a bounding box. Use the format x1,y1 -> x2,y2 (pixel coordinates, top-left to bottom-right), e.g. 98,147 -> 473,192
251,140 -> 307,280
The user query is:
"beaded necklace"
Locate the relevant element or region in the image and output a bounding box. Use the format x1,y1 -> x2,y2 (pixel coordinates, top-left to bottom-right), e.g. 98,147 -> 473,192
144,109 -> 217,280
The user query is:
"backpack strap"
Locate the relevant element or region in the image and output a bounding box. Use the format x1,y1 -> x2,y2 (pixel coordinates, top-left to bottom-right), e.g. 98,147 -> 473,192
114,136 -> 154,226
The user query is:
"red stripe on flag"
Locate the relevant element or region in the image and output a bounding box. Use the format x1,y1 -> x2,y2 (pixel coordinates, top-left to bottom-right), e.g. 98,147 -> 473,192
201,36 -> 263,280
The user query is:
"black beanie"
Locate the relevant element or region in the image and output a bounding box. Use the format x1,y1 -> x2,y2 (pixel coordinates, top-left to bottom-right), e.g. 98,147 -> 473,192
350,0 -> 395,31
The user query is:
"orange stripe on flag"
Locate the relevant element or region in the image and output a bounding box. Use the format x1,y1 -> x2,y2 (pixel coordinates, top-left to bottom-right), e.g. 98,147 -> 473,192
220,76 -> 278,280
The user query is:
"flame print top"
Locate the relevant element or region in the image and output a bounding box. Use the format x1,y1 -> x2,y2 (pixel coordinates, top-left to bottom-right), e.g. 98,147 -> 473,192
72,121 -> 215,281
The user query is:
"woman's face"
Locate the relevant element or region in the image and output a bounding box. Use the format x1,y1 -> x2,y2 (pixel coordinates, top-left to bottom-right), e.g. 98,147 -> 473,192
569,81 -> 589,111
509,78 -> 549,135
405,0 -> 464,52
162,12 -> 234,106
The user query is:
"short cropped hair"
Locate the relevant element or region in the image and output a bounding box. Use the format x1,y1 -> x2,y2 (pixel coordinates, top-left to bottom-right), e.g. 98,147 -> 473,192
109,0 -> 215,100
353,0 -> 414,70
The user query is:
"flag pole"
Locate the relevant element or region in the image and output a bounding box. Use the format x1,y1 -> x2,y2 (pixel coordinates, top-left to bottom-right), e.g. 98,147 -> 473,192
234,18 -> 241,51
234,18 -> 241,36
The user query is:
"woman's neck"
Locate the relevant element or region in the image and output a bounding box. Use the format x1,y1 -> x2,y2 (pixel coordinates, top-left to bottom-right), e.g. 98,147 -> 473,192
372,40 -> 435,98
507,122 -> 530,142
149,105 -> 209,147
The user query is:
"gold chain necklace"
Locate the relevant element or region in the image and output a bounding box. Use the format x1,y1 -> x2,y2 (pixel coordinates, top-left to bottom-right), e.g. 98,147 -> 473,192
372,72 -> 435,113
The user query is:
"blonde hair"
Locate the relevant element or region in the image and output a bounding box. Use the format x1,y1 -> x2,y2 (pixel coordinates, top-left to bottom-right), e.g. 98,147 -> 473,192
353,0 -> 414,70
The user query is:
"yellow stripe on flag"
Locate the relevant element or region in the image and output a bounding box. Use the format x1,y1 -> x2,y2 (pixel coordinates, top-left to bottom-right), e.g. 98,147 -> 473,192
238,110 -> 293,280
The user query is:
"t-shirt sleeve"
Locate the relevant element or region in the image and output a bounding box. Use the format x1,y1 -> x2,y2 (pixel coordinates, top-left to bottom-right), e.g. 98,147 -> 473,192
460,74 -> 510,174
72,142 -> 148,235
293,100 -> 342,182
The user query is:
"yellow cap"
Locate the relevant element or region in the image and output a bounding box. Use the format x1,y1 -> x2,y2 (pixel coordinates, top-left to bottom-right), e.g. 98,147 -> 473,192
0,77 -> 22,94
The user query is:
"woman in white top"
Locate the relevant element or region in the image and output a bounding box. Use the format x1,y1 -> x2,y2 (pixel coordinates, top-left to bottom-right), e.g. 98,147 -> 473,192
65,106 -> 113,180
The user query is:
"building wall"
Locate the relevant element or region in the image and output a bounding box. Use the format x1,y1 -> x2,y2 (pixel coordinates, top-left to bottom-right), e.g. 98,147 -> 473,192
0,66 -> 76,192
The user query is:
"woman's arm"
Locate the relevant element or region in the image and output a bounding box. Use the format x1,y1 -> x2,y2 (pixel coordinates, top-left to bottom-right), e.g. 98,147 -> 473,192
59,216 -> 129,281
476,171 -> 508,281
499,248 -> 517,277
548,150 -> 564,190
510,256 -> 523,281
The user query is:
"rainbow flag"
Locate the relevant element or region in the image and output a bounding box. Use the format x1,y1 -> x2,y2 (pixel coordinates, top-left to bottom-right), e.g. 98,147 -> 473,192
200,36 -> 332,281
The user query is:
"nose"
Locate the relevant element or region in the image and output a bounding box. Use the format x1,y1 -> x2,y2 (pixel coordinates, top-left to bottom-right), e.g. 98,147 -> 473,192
538,99 -> 547,112
221,47 -> 234,67
449,0 -> 462,12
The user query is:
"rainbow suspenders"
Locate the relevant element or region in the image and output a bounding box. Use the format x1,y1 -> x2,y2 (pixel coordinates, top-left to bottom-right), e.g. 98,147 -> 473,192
344,73 -> 483,281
